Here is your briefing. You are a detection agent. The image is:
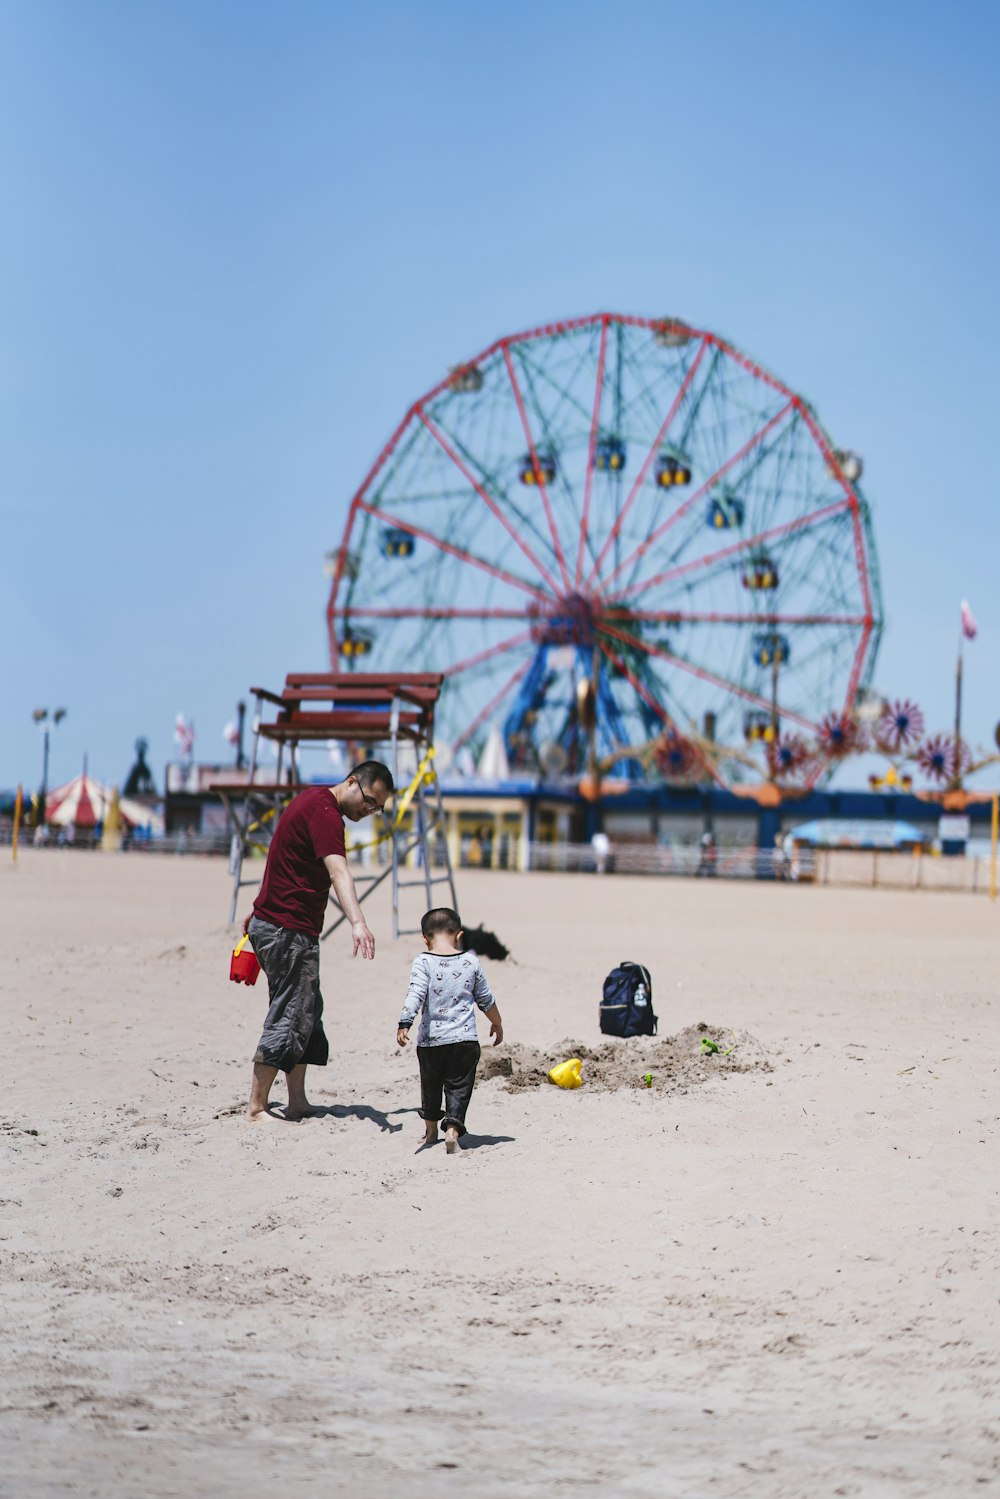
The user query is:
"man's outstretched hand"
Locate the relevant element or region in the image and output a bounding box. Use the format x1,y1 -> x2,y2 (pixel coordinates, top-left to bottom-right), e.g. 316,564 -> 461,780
352,919 -> 375,959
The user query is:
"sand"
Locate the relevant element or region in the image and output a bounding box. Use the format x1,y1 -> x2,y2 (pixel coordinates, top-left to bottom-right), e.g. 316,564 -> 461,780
1,851 -> 997,1497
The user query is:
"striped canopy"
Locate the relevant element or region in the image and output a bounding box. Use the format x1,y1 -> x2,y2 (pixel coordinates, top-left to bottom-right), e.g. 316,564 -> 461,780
45,773 -> 164,831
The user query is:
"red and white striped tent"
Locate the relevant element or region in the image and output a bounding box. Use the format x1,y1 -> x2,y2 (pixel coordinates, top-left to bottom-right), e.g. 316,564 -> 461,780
45,773 -> 164,832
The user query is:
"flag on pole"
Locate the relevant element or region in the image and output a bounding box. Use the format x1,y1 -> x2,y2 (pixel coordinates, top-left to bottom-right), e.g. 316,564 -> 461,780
174,713 -> 195,758
960,600 -> 978,641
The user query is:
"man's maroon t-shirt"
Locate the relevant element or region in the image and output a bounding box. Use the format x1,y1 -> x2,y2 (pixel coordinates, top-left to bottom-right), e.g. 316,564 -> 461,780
252,787 -> 346,936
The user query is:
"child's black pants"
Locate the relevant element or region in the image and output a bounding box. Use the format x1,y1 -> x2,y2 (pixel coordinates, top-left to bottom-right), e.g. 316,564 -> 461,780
417,1041 -> 481,1137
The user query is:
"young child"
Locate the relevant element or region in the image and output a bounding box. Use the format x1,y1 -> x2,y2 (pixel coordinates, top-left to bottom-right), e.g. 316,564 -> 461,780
396,907 -> 503,1154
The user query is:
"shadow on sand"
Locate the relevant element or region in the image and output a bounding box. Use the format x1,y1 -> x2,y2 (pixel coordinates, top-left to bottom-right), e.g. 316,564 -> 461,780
272,1103 -> 416,1133
414,1132 -> 516,1154
459,1133 -> 515,1151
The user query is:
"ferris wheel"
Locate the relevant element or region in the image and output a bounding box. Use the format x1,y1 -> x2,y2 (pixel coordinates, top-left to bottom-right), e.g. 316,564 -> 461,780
327,313 -> 882,787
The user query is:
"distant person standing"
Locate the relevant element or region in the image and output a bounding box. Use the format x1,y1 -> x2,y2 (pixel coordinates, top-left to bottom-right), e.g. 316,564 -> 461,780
465,829 -> 484,867
590,828 -> 611,875
697,829 -> 717,877
772,832 -> 787,880
243,760 -> 394,1121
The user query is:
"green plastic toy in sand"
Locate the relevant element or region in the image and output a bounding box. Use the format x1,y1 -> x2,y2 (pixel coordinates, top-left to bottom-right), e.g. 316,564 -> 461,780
642,1072 -> 653,1088
700,1037 -> 734,1056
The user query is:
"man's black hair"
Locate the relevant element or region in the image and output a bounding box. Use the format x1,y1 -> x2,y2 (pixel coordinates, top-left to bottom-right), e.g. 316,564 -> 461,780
349,760 -> 395,793
421,907 -> 462,939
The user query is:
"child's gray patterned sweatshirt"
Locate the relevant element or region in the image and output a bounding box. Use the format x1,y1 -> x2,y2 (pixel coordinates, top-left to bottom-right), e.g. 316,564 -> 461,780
399,951 -> 496,1046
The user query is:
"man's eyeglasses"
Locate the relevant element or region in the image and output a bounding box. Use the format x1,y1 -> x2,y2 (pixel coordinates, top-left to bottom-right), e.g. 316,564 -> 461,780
354,780 -> 388,815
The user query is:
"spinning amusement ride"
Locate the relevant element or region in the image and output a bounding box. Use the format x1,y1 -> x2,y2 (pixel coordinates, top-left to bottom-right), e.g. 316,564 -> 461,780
326,313 -> 883,790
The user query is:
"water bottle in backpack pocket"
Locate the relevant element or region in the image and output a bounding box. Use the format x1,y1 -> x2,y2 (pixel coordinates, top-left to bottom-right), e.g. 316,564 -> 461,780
599,961 -> 657,1037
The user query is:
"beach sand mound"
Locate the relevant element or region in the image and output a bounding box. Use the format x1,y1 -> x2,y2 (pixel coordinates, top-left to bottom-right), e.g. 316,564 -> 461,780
479,1022 -> 773,1093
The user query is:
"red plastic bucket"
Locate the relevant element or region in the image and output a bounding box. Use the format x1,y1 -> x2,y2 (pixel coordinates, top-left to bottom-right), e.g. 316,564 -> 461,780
230,934 -> 261,986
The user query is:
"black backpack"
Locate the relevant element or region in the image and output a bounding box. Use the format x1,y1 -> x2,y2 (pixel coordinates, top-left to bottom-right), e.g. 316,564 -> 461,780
599,962 -> 657,1037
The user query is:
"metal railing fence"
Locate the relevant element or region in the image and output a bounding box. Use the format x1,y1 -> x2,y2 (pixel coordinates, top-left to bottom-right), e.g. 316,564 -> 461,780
0,828 -> 994,893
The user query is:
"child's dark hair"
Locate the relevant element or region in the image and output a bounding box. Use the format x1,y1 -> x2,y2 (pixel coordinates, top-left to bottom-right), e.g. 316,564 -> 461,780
421,907 -> 462,940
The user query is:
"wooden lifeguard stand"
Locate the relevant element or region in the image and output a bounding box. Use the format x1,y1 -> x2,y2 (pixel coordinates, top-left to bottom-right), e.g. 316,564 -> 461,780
212,671 -> 457,939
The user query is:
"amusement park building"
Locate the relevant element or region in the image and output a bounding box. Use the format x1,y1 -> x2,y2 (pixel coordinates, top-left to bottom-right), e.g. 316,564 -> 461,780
434,777 -> 987,866
161,763 -> 991,867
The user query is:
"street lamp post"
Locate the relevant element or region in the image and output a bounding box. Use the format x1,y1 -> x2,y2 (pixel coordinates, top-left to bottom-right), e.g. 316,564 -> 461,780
32,707 -> 67,825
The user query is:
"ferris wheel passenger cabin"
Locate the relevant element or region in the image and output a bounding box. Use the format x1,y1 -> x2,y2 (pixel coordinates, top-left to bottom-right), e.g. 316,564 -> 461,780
753,632 -> 789,668
742,555 -> 779,590
381,527 -> 415,559
708,494 -> 744,529
518,450 -> 557,486
743,710 -> 775,743
655,453 -> 692,487
653,319 -> 693,347
339,630 -> 374,659
447,363 -> 484,393
830,449 -> 863,483
594,436 -> 626,471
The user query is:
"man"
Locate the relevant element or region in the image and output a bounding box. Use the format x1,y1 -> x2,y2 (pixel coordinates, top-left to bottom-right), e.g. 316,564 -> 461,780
242,759 -> 394,1120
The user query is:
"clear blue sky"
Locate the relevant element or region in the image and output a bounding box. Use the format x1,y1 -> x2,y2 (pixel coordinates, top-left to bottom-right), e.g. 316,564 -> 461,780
2,0 -> 998,792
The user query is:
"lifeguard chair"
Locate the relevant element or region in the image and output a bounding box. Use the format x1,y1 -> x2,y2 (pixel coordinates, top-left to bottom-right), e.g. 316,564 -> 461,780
212,671 -> 457,940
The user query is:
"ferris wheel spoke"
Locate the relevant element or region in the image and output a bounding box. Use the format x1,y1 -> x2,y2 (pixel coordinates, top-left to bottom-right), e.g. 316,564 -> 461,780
575,315 -> 611,587
417,410 -> 561,594
585,339 -> 710,590
515,336 -> 595,431
612,496 -> 852,605
670,344 -> 723,460
356,500 -> 548,603
599,400 -> 796,595
598,620 -> 820,735
444,628 -> 535,678
501,344 -> 573,592
617,330 -> 680,432
605,608 -> 867,627
451,657 -> 533,753
420,404 -> 566,567
329,606 -> 534,621
514,348 -> 596,557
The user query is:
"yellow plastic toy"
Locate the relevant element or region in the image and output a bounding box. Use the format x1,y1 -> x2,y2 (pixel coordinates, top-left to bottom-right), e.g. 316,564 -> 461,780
548,1058 -> 583,1089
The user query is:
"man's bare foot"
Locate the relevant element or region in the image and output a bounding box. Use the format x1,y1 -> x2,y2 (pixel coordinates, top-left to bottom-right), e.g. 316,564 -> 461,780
445,1127 -> 460,1154
248,1063 -> 279,1122
284,1103 -> 323,1121
423,1122 -> 439,1145
246,1105 -> 282,1122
